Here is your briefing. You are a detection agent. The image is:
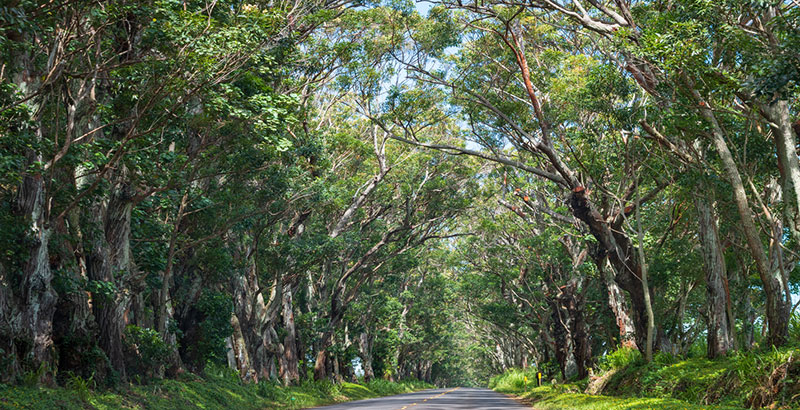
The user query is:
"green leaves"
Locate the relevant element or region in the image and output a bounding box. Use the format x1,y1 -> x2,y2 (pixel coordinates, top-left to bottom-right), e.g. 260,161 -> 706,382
197,290 -> 235,365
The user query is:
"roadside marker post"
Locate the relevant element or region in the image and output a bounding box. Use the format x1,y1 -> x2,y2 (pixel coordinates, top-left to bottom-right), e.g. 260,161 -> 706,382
537,372 -> 542,386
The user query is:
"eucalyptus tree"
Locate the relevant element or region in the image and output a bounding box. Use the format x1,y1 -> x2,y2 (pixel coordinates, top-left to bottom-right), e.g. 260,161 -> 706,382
372,0 -> 798,360
0,0 -> 350,383
302,115 -> 477,380
502,0 -> 800,347
371,3 -> 677,355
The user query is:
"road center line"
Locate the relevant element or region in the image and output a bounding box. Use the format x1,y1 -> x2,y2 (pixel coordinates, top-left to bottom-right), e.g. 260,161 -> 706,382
395,387 -> 460,410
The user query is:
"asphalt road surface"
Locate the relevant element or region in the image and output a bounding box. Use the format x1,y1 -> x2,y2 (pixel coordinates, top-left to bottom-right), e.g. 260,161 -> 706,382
308,387 -> 533,410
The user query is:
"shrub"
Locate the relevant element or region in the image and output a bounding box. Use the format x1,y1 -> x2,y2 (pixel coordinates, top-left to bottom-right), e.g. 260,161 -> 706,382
256,379 -> 283,400
600,347 -> 642,370
196,291 -> 234,366
124,325 -> 171,378
488,368 -> 539,392
653,351 -> 678,366
20,362 -> 48,387
203,362 -> 241,384
790,312 -> 800,342
65,371 -> 95,401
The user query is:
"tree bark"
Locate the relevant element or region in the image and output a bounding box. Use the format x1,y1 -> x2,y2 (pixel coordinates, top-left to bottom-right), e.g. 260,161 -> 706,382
51,208 -> 95,378
548,277 -> 590,380
689,85 -> 791,347
13,165 -> 58,383
590,246 -> 638,350
229,314 -> 253,380
694,193 -> 734,358
230,258 -> 279,382
767,100 -> 800,247
313,332 -> 332,381
86,178 -> 135,380
358,331 -> 375,381
279,283 -> 300,385
0,30 -> 58,384
549,296 -> 577,379
569,188 -> 653,352
633,177 -> 655,363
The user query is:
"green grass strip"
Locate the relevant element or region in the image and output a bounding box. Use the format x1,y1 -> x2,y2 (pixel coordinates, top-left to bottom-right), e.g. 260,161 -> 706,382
0,377 -> 432,410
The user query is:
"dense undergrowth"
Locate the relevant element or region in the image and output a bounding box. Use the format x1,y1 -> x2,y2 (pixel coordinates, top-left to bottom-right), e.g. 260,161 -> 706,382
0,366 -> 431,410
490,346 -> 800,409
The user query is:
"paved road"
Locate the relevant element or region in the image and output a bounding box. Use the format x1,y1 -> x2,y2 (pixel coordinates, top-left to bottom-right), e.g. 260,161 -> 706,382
308,387 -> 532,409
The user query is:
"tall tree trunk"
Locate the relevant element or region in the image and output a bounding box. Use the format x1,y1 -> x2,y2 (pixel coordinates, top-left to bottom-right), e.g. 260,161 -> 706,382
695,193 -> 734,358
549,292 -> 577,379
689,85 -> 791,347
0,34 -> 58,384
156,192 -> 189,376
13,161 -> 58,383
358,331 -> 375,382
314,330 -> 333,381
230,258 -> 278,382
768,100 -> 800,247
279,283 -> 300,385
424,361 -> 432,383
634,177 -> 655,363
314,279 -> 350,381
548,277 -> 590,380
51,208 -> 94,378
572,297 -> 591,379
87,178 -> 135,379
229,314 -> 253,380
570,189 -> 653,351
332,353 -> 342,383
733,257 -> 758,350
594,254 -> 638,349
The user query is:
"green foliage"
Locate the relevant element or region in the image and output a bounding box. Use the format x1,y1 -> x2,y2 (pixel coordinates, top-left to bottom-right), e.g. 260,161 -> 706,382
653,352 -> 679,367
362,379 -> 431,396
600,347 -> 644,371
0,377 -> 431,409
196,291 -> 234,366
1,0 -> 799,404
124,326 -> 171,378
203,362 -> 241,385
790,311 -> 800,342
20,362 -> 48,388
64,372 -> 95,401
488,368 -> 541,391
0,203 -> 28,286
588,346 -> 800,408
505,386 -> 744,410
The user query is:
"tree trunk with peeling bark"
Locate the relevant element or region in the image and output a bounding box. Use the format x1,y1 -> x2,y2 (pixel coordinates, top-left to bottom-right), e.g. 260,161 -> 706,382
230,258 -> 279,382
769,100 -> 800,247
690,88 -> 792,347
695,193 -> 734,358
86,177 -> 136,379
591,247 -> 638,350
0,34 -> 58,384
10,166 -> 58,384
569,188 -> 652,352
548,277 -> 590,380
358,331 -> 375,382
313,331 -> 333,381
279,282 -> 300,385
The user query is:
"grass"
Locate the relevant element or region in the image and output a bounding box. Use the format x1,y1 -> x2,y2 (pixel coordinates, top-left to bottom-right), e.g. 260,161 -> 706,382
490,346 -> 800,410
503,385 -> 745,410
0,372 -> 432,410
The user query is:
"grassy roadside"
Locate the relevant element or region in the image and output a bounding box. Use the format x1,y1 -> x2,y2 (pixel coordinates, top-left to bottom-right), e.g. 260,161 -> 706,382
0,370 -> 432,410
498,384 -> 744,410
489,346 -> 800,410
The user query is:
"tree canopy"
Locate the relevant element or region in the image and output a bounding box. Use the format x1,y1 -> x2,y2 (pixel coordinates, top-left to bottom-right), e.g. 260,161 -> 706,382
0,0 -> 798,390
